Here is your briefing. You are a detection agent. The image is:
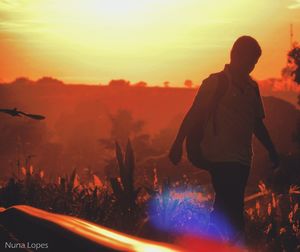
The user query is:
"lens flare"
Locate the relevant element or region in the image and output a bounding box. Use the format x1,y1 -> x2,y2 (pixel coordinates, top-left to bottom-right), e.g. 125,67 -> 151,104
147,186 -> 236,242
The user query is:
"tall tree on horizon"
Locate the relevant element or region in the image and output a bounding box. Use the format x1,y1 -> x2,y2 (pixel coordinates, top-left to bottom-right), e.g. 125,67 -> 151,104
288,44 -> 300,84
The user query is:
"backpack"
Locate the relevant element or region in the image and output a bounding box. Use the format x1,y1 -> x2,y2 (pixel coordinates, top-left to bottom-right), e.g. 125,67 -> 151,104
185,71 -> 229,170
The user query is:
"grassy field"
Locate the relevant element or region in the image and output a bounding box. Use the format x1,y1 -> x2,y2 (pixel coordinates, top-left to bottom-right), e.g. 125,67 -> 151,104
0,143 -> 299,251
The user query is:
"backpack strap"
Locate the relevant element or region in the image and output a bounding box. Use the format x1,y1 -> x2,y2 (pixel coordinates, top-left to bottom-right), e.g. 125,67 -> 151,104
185,71 -> 229,170
209,71 -> 229,135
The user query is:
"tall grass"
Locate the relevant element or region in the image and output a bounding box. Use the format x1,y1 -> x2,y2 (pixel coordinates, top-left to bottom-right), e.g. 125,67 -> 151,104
0,144 -> 299,251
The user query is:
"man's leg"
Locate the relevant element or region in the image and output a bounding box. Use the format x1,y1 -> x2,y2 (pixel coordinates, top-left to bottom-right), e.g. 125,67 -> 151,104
209,162 -> 250,241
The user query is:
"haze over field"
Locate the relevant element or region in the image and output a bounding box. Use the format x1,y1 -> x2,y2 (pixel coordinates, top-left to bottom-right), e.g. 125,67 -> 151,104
0,81 -> 299,188
1,0 -> 300,85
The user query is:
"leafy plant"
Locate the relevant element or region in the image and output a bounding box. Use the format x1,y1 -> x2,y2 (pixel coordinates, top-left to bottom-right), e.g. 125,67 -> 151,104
110,141 -> 141,213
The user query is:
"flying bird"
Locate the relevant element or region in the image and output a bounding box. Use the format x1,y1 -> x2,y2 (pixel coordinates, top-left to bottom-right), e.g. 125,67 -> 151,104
0,108 -> 45,120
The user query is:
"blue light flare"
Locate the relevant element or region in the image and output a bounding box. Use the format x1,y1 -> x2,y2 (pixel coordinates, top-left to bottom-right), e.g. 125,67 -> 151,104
147,185 -> 236,242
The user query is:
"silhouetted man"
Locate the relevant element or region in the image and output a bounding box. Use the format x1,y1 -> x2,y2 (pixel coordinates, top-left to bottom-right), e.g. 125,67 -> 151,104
169,36 -> 279,243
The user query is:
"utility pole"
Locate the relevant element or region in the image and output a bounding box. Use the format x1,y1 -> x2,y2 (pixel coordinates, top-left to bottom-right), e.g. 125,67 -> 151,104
290,23 -> 294,49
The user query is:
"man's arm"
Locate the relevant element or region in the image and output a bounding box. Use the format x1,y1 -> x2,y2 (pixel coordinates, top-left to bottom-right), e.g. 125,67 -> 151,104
176,76 -> 218,143
169,76 -> 216,165
168,98 -> 201,165
254,118 -> 280,169
171,103 -> 199,146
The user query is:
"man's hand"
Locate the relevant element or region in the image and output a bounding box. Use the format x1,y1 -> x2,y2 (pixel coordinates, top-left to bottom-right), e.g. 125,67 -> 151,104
169,141 -> 183,165
269,148 -> 280,170
254,119 -> 280,170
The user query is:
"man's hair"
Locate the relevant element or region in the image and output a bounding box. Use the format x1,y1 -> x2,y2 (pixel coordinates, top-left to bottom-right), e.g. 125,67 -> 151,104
231,36 -> 262,59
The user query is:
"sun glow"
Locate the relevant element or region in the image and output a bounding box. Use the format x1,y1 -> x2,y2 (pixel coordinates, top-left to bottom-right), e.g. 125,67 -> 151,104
0,0 -> 293,84
52,0 -> 160,25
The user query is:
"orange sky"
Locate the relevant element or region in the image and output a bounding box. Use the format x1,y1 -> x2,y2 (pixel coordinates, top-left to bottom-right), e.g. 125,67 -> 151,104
0,0 -> 300,86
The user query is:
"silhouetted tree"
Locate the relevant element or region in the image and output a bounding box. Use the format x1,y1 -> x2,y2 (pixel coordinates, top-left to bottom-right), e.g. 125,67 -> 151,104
133,81 -> 147,87
163,81 -> 170,88
10,77 -> 34,86
36,77 -> 64,86
108,79 -> 130,88
100,109 -> 145,148
281,66 -> 294,80
99,110 -> 155,178
288,44 -> 300,84
184,80 -> 193,88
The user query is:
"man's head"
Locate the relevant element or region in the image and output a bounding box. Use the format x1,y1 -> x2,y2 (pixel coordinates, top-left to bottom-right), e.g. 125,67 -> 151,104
230,36 -> 262,75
